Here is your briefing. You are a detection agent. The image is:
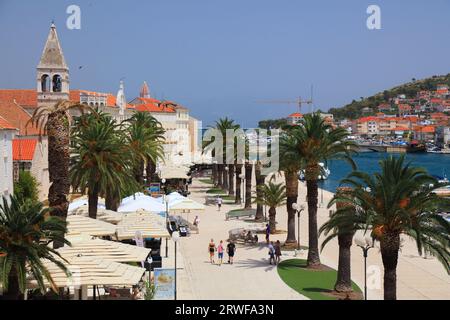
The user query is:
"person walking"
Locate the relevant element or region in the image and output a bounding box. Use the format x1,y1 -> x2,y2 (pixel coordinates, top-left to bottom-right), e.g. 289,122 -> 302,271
217,240 -> 224,266
208,239 -> 216,264
216,196 -> 223,211
265,224 -> 270,244
274,240 -> 282,265
193,215 -> 200,233
226,240 -> 236,264
268,241 -> 275,265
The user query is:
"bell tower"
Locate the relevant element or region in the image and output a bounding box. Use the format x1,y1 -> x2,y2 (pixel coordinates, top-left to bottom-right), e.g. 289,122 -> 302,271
36,23 -> 70,108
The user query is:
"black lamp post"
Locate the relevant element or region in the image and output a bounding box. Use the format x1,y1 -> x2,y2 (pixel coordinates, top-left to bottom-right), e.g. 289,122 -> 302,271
172,231 -> 180,300
355,233 -> 374,300
291,203 -> 305,250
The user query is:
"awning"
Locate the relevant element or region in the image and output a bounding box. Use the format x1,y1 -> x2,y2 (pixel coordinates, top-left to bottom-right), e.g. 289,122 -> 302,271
66,215 -> 117,237
169,198 -> 205,213
58,236 -> 151,262
115,211 -> 170,240
69,206 -> 124,224
159,165 -> 189,179
29,255 -> 146,288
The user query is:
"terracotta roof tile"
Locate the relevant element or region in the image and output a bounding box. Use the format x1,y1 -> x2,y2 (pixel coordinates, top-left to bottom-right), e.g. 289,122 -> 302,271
0,116 -> 16,130
0,100 -> 39,135
13,139 -> 37,161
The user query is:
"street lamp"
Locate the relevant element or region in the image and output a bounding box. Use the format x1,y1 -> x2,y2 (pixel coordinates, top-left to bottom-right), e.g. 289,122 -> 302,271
291,203 -> 305,250
354,232 -> 374,300
239,173 -> 245,205
163,193 -> 169,258
172,231 -> 180,300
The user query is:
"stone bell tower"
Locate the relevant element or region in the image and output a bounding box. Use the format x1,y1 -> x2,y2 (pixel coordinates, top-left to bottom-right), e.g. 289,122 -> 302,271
36,23 -> 70,108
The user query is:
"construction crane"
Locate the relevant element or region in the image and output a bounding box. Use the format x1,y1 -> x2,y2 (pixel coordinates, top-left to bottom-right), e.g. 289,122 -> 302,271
256,86 -> 315,114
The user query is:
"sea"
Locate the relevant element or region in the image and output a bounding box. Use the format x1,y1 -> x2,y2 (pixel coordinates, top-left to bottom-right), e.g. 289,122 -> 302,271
319,152 -> 450,193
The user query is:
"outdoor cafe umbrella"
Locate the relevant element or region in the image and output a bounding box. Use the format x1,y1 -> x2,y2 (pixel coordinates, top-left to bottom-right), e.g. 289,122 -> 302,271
66,215 -> 117,238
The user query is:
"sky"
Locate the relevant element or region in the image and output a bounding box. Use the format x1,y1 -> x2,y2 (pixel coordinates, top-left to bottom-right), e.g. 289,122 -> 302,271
0,0 -> 450,127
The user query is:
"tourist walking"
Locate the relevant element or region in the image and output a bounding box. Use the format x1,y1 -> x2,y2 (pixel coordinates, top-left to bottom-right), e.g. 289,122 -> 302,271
227,240 -> 236,264
268,241 -> 275,265
265,224 -> 270,244
193,215 -> 200,233
208,239 -> 216,264
217,240 -> 224,266
216,196 -> 223,211
274,240 -> 282,265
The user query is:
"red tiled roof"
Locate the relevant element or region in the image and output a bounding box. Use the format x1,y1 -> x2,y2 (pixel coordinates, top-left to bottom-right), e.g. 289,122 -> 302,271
0,89 -> 37,106
0,100 -> 40,135
13,139 -> 37,161
288,112 -> 303,118
0,116 -> 16,130
392,126 -> 409,131
357,116 -> 378,123
413,126 -> 435,133
133,97 -> 176,113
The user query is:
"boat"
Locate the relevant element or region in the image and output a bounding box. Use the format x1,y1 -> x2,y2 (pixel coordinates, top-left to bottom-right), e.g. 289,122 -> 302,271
298,163 -> 330,181
407,141 -> 427,153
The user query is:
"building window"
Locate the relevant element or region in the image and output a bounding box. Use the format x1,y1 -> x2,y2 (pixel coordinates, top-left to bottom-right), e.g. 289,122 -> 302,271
41,74 -> 51,92
52,74 -> 62,92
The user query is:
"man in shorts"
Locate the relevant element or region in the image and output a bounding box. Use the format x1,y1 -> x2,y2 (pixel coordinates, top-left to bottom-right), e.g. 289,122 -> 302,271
227,240 -> 236,264
216,196 -> 223,211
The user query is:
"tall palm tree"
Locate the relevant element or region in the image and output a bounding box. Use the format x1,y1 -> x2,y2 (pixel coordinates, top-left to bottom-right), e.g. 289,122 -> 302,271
235,163 -> 243,204
291,113 -> 356,267
256,182 -> 287,233
28,101 -> 91,236
124,113 -> 165,186
0,196 -> 70,300
279,130 -> 303,243
244,161 -> 253,209
203,118 -> 239,192
254,161 -> 266,221
324,155 -> 450,300
127,112 -> 166,185
70,112 -> 138,219
319,187 -> 355,293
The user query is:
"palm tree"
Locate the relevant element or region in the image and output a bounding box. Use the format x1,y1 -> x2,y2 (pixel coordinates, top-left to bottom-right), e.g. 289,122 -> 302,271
319,187 -> 355,293
291,113 -> 356,267
324,155 -> 450,300
70,112 -> 138,219
235,163 -> 243,204
204,118 -> 240,192
244,161 -> 253,209
279,130 -> 303,242
28,101 -> 91,235
0,196 -> 70,300
254,161 -> 266,221
124,112 -> 165,186
127,112 -> 165,185
256,182 -> 287,233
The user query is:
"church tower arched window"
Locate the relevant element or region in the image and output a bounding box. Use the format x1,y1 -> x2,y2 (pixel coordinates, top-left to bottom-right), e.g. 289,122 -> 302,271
41,74 -> 51,92
52,74 -> 62,92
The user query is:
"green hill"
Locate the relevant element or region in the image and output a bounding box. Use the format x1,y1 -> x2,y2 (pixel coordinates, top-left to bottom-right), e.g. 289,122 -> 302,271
329,73 -> 450,120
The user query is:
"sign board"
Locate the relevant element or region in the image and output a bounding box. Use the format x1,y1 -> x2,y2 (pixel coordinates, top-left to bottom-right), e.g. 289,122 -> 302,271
153,268 -> 175,300
149,183 -> 161,196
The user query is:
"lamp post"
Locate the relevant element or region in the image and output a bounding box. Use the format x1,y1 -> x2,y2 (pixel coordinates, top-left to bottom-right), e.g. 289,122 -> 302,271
291,203 -> 305,250
162,191 -> 169,258
354,232 -> 374,300
239,173 -> 245,206
172,231 -> 180,300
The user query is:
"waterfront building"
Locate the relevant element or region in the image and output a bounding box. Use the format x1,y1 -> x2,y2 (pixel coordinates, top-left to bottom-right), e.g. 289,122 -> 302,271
287,112 -> 303,125
0,116 -> 16,199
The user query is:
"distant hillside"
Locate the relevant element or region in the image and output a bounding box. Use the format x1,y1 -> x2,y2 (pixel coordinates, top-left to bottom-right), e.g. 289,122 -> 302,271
329,73 -> 450,120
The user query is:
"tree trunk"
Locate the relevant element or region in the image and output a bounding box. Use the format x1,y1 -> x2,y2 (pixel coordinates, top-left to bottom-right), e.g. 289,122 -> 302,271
4,268 -> 23,300
285,170 -> 298,243
88,185 -> 99,219
235,164 -> 242,204
47,111 -> 70,249
268,207 -> 277,233
146,157 -> 156,185
222,167 -> 228,190
228,164 -> 235,196
255,162 -> 264,221
244,162 -> 252,209
217,164 -> 223,189
334,233 -> 354,292
380,233 -> 400,300
334,186 -> 355,292
135,161 -> 144,185
212,163 -> 218,186
306,177 -> 321,267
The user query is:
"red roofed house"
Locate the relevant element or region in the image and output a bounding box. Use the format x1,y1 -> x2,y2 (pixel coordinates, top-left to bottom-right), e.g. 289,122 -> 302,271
356,116 -> 378,136
413,125 -> 436,142
0,116 -> 17,199
398,104 -> 412,115
436,84 -> 449,96
286,112 -> 303,125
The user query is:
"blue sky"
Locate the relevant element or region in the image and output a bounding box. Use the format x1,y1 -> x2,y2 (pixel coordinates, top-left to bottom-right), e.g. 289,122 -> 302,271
0,0 -> 449,127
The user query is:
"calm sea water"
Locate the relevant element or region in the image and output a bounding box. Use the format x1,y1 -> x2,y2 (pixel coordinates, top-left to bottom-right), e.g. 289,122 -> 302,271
319,153 -> 450,192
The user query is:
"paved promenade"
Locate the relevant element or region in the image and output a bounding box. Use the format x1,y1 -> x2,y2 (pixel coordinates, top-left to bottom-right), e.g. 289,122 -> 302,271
173,175 -> 450,300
